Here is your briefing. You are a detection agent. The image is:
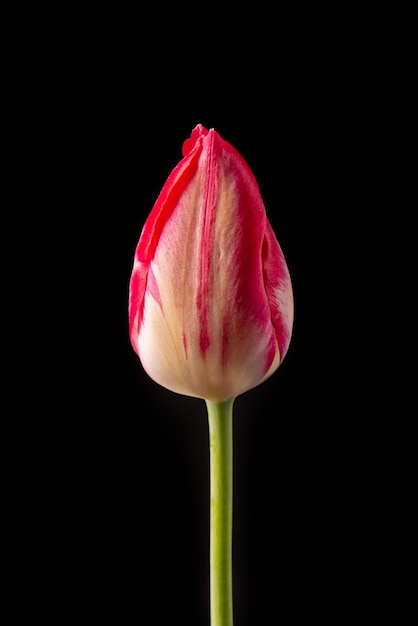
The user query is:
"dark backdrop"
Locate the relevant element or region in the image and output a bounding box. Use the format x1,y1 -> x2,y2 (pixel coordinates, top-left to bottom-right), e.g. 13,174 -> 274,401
11,11 -> 397,624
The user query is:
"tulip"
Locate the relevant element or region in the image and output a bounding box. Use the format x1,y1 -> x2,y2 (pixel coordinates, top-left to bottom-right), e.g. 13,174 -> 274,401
129,124 -> 293,626
129,124 -> 293,402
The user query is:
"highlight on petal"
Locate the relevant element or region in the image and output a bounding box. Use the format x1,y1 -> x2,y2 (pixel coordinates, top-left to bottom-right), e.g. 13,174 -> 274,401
129,124 -> 294,401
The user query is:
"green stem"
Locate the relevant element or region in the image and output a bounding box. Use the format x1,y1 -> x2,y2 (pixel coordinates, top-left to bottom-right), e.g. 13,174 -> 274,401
206,398 -> 234,626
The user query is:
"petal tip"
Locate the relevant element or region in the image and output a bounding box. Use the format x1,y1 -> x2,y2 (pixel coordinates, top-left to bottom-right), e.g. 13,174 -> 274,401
182,124 -> 209,156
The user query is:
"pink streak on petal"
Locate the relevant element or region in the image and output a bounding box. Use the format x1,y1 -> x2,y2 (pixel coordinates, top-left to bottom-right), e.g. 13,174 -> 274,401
196,130 -> 218,356
128,260 -> 147,354
146,265 -> 163,311
221,316 -> 230,370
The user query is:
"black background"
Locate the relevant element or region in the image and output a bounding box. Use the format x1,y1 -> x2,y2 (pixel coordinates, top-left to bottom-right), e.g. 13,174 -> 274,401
8,7 -> 410,624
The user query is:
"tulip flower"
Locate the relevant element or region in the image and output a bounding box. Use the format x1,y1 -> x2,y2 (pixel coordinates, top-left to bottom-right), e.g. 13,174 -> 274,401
129,124 -> 293,625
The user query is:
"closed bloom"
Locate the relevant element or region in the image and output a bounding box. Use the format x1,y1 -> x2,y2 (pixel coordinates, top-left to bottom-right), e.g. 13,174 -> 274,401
129,124 -> 293,402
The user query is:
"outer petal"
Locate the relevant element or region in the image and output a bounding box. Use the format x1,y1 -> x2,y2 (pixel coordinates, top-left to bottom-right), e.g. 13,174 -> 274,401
128,127 -> 206,345
261,219 -> 294,374
129,125 -> 293,401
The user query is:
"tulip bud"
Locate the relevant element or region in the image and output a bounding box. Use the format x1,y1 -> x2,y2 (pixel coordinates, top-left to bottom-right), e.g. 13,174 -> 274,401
129,124 -> 293,401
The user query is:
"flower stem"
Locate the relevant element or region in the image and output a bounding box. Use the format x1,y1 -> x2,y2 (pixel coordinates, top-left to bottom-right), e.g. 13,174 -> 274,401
206,398 -> 234,626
